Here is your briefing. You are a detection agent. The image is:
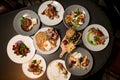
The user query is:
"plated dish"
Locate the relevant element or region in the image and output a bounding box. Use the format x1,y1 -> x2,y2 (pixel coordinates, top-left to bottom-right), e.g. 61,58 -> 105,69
7,35 -> 35,64
82,24 -> 109,51
38,0 -> 64,26
13,10 -> 40,36
59,28 -> 82,58
22,54 -> 46,79
63,5 -> 90,31
65,47 -> 93,76
47,59 -> 71,80
33,27 -> 60,54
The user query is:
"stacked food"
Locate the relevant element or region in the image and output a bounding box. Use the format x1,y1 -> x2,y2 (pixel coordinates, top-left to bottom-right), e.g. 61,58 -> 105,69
20,16 -> 37,32
59,28 -> 82,58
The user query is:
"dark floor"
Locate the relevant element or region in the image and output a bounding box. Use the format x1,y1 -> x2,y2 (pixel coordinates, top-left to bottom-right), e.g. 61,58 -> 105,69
0,0 -> 120,80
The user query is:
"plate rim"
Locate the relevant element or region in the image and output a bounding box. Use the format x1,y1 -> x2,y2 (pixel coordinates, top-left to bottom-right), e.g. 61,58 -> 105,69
82,24 -> 109,51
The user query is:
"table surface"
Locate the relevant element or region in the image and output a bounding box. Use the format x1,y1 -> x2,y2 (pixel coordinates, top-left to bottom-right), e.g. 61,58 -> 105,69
0,0 -> 114,80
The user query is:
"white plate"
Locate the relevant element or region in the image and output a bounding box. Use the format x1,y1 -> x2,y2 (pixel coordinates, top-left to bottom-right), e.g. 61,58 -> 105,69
47,59 -> 71,80
22,54 -> 46,79
7,35 -> 35,64
33,27 -> 60,54
38,1 -> 64,26
82,24 -> 109,51
13,10 -> 40,36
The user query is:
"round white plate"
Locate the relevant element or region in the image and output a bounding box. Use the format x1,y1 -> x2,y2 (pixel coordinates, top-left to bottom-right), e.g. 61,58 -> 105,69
47,59 -> 71,80
7,35 -> 35,64
63,5 -> 90,31
33,27 -> 60,54
82,24 -> 109,51
38,1 -> 64,26
22,54 -> 46,79
13,10 -> 40,36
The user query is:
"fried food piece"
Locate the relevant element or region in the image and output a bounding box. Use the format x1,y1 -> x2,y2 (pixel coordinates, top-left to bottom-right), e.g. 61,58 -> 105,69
69,55 -> 76,68
66,42 -> 75,53
57,62 -> 68,75
65,14 -> 72,24
66,28 -> 76,38
81,55 -> 89,67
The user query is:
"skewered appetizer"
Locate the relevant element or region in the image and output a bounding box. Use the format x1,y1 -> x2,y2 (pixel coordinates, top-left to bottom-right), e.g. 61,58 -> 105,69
59,28 -> 82,58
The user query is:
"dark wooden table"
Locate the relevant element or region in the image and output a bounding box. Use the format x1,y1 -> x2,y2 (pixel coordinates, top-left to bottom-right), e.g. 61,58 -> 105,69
0,0 -> 114,80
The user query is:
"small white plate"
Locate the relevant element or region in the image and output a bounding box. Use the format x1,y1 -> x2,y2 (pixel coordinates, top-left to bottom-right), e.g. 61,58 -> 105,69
82,24 -> 109,51
22,54 -> 46,79
47,59 -> 71,80
7,35 -> 35,64
38,1 -> 64,26
33,27 -> 60,54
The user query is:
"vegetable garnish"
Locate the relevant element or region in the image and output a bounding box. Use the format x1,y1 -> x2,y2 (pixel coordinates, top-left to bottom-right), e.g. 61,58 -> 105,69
12,40 -> 30,57
65,8 -> 85,28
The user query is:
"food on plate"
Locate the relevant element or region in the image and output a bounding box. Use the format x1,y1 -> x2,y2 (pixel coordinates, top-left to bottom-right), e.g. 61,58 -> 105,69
41,4 -> 59,19
20,16 -> 37,32
28,59 -> 43,75
47,60 -> 71,80
35,28 -> 59,51
56,62 -> 68,76
12,40 -> 30,57
65,8 -> 85,28
69,51 -> 89,70
87,27 -> 108,46
59,28 -> 82,58
56,62 -> 68,77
